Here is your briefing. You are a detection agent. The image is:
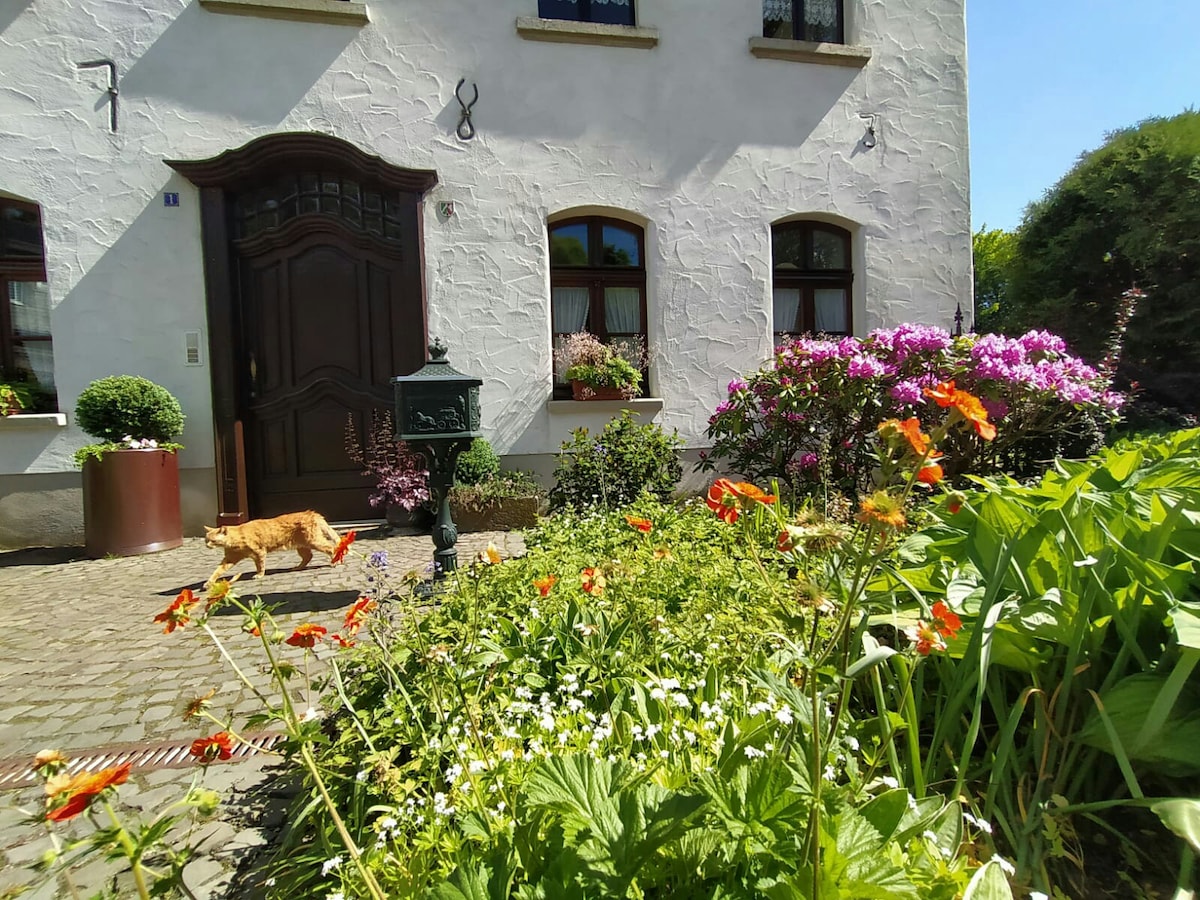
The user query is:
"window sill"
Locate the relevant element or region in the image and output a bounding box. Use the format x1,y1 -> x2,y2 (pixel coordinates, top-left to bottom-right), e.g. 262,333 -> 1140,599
516,17 -> 659,49
748,36 -> 870,67
0,412 -> 67,429
198,0 -> 369,25
548,397 -> 664,415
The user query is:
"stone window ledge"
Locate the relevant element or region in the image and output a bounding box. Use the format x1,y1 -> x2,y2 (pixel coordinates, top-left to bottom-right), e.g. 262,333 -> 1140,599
199,0 -> 369,25
548,398 -> 664,415
0,413 -> 67,429
516,17 -> 659,49
749,36 -> 870,67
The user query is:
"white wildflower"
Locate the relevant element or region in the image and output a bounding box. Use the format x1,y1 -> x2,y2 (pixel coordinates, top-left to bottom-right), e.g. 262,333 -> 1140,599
321,855 -> 343,876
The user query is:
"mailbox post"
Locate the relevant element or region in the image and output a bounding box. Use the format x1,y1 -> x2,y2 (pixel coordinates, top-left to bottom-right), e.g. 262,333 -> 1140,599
392,339 -> 482,582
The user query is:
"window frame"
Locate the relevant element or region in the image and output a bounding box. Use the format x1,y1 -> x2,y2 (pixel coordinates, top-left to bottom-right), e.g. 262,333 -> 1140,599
538,0 -> 636,26
0,196 -> 56,411
771,221 -> 853,344
763,0 -> 844,44
549,215 -> 648,399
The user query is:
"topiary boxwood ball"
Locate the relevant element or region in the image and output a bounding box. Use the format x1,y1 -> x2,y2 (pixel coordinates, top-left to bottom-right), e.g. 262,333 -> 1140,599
75,375 -> 185,444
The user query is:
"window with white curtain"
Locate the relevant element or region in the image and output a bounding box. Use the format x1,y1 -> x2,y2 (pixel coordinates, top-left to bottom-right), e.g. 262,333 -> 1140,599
549,215 -> 647,397
539,0 -> 635,26
0,195 -> 56,411
771,221 -> 852,346
763,0 -> 843,43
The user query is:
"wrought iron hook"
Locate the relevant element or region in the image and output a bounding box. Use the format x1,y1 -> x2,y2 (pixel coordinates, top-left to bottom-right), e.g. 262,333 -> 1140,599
455,78 -> 478,141
77,58 -> 119,133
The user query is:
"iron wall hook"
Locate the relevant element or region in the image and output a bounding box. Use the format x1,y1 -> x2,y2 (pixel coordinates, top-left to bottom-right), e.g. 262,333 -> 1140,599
858,112 -> 878,149
455,78 -> 478,141
77,58 -> 119,133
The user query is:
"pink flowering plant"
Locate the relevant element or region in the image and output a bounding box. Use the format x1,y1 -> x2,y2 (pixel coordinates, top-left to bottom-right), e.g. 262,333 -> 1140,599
704,323 -> 1126,491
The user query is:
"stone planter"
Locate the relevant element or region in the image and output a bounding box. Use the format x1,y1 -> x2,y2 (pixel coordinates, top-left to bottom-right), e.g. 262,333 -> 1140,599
82,449 -> 183,557
450,495 -> 541,533
570,380 -> 630,401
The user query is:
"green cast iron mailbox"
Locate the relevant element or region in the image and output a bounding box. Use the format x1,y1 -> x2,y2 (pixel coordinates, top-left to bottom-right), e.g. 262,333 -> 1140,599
392,338 -> 482,582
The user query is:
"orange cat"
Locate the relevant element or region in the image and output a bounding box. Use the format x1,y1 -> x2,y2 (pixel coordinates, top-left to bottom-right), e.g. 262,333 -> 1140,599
204,510 -> 343,586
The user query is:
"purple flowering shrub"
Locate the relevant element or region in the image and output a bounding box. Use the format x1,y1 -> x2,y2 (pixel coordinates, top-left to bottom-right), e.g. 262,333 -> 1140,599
703,324 -> 1124,489
344,410 -> 430,511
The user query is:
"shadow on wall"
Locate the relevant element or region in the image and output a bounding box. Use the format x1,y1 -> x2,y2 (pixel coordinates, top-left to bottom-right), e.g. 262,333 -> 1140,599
121,0 -> 359,125
0,0 -> 33,35
51,172 -> 214,468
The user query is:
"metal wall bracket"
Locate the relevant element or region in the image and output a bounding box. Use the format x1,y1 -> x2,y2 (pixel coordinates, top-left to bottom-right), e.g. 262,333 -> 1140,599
455,78 -> 478,141
77,59 -> 119,133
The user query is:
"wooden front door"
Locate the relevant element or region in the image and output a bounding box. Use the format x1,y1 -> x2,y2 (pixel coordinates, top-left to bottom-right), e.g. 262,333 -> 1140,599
235,211 -> 423,520
167,135 -> 438,525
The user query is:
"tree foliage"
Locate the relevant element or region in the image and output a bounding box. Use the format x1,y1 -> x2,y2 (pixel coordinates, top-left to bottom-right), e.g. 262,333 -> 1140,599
971,226 -> 1017,333
1002,109 -> 1200,409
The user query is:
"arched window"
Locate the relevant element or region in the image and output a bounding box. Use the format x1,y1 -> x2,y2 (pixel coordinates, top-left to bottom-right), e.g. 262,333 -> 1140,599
763,0 -> 843,43
0,194 -> 55,412
771,220 -> 852,344
549,215 -> 647,397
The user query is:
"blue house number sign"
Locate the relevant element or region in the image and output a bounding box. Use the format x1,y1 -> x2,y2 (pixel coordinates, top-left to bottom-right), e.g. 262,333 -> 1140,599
163,192 -> 179,207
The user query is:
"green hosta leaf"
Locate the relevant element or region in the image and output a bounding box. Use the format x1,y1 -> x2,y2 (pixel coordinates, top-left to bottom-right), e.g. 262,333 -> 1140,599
961,860 -> 1014,899
1172,604 -> 1200,650
1152,798 -> 1200,854
1077,673 -> 1200,776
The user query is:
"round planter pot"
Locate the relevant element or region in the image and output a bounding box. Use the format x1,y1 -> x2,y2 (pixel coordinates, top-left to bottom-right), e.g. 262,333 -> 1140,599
83,449 -> 183,557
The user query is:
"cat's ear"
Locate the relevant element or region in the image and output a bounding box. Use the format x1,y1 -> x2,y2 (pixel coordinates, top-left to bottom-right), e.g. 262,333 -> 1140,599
204,526 -> 215,535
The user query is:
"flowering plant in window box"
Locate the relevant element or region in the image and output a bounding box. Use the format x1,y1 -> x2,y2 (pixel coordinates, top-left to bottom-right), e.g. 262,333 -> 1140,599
555,331 -> 644,400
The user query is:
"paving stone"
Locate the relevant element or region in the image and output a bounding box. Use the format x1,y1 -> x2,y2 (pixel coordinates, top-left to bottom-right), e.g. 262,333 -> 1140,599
0,530 -> 524,898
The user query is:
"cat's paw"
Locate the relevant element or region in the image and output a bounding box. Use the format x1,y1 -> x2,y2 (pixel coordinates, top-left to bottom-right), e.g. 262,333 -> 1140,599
253,572 -> 266,579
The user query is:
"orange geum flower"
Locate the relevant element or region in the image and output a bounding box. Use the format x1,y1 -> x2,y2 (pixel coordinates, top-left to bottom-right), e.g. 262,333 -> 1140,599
285,623 -> 328,648
190,732 -> 234,764
729,481 -> 777,506
331,530 -> 356,565
343,596 -> 376,636
930,600 -> 962,639
706,479 -> 741,524
856,491 -> 907,530
155,588 -> 199,634
916,462 -> 945,486
206,577 -> 235,611
330,633 -> 355,649
904,620 -> 947,656
580,567 -> 606,596
625,515 -> 653,533
534,575 -> 557,597
33,749 -> 67,771
44,763 -> 132,822
477,542 -> 502,565
924,381 -> 997,441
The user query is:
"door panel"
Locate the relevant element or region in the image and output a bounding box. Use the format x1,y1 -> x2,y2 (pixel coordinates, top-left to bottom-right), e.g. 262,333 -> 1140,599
235,214 -> 423,521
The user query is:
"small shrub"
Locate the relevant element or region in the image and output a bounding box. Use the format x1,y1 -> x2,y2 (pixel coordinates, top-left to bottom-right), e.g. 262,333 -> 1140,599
550,410 -> 682,509
75,375 -> 184,444
453,437 -> 501,485
449,470 -> 544,512
344,410 -> 429,511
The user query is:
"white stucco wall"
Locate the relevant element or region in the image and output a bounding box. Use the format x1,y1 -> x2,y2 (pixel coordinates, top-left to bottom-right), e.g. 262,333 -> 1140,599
0,0 -> 969,483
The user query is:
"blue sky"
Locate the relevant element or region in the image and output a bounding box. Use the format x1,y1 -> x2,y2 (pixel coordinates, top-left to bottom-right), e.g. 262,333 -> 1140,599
967,0 -> 1200,232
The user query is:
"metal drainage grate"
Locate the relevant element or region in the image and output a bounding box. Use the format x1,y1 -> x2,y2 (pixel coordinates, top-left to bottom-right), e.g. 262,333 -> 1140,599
0,732 -> 284,791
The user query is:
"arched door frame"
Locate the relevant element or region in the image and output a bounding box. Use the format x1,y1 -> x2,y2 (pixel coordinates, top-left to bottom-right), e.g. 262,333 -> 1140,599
167,133 -> 438,524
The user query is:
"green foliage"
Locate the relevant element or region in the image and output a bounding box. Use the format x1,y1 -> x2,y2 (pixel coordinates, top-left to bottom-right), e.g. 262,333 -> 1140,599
876,428 -> 1200,893
75,376 -> 185,443
550,410 -> 683,509
454,438 -> 501,486
1004,109 -> 1200,410
972,227 -> 1017,334
73,441 -> 183,467
261,500 -> 975,898
0,382 -> 27,415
